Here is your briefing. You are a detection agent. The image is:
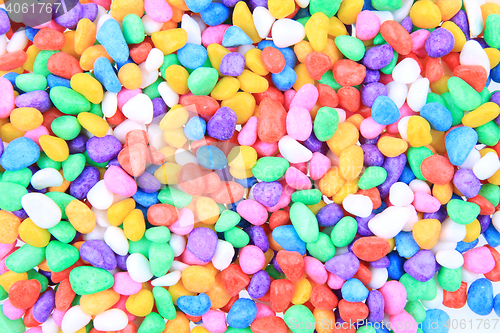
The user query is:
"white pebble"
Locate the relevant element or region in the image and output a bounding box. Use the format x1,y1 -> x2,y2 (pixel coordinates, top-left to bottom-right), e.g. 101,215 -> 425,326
126,253 -> 153,283
439,218 -> 467,242
402,205 -> 419,232
104,226 -> 129,256
92,207 -> 111,228
22,193 -> 62,229
397,116 -> 411,142
169,233 -> 187,257
342,194 -> 373,218
460,40 -> 490,77
271,18 -> 306,48
142,14 -> 163,35
408,179 -> 431,194
170,260 -> 189,272
389,182 -> 414,207
6,29 -> 28,53
392,58 -> 421,84
82,223 -> 106,241
147,123 -> 167,149
278,135 -> 313,163
122,93 -> 154,124
386,81 -> 408,109
175,148 -> 199,166
61,306 -> 92,333
31,168 -> 63,190
335,108 -> 347,123
145,48 -> 165,72
139,62 -> 159,88
392,0 -> 413,22
102,92 -> 118,118
190,14 -> 207,33
237,44 -> 255,56
152,271 -> 182,287
406,78 -> 430,112
459,148 -> 481,170
367,267 -> 388,290
253,6 -> 276,39
473,152 -> 500,180
493,211 -> 500,233
368,206 -> 410,239
158,81 -> 180,107
464,0 -> 484,38
212,240 -> 235,270
113,119 -> 147,144
430,240 -> 458,255
41,316 -> 59,333
87,180 -> 114,210
461,266 -> 479,283
93,309 -> 128,331
181,14 -> 202,45
295,0 -> 310,8
436,249 -> 464,269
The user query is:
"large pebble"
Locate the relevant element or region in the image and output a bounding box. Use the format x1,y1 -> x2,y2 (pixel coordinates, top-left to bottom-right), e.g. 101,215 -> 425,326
368,206 -> 410,239
0,137 -> 40,171
21,193 -> 62,229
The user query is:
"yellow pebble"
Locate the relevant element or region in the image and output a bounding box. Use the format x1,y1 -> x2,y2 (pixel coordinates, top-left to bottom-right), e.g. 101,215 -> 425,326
244,48 -> 269,76
227,146 -> 258,170
480,148 -> 496,158
435,0 -> 463,21
65,199 -> 96,234
233,1 -> 262,43
318,166 -> 346,197
164,311 -> 190,333
488,168 -> 500,185
39,135 -> 69,162
387,237 -> 396,251
237,69 -> 269,93
220,92 -> 256,125
305,12 -> 329,52
339,145 -> 364,180
18,218 -> 50,248
292,277 -> 312,305
0,271 -> 28,292
293,63 -> 315,90
62,31 -> 79,60
430,75 -> 450,95
165,65 -> 190,95
110,0 -> 144,21
118,63 -> 142,90
207,44 -> 230,75
462,102 -> 500,128
123,209 -> 146,242
108,198 -> 136,226
0,210 -> 21,244
211,77 -> 240,101
196,197 -> 219,225
126,289 -> 154,317
163,127 -> 188,148
23,45 -> 40,72
307,200 -> 327,215
192,327 -> 210,333
412,219 -> 441,249
337,0 -> 364,25
154,162 -> 182,184
463,219 -> 481,243
332,178 -> 359,205
70,73 -> 104,104
485,48 -> 500,69
327,122 -> 359,156
268,0 -> 295,19
322,38 -> 344,66
77,112 -> 109,137
80,289 -> 121,315
407,116 -> 433,148
181,265 -> 216,293
410,0 -> 442,29
169,280 -> 196,305
160,105 -> 189,130
229,167 -> 253,179
80,45 -> 114,71
159,146 -> 177,163
152,29 -> 187,55
441,21 -> 466,52
328,16 -> 349,37
314,309 -> 336,333
430,129 -> 446,155
75,18 -> 97,55
9,107 -> 43,131
377,136 -> 408,157
432,182 -> 453,205
294,41 -> 314,63
0,123 -> 25,143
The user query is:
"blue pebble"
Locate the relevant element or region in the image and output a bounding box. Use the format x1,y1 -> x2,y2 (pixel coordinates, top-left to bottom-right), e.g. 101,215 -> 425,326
93,57 -> 122,93
133,189 -> 160,208
494,293 -> 500,317
272,65 -> 297,91
3,72 -> 19,87
273,225 -> 307,255
420,102 -> 453,131
234,176 -> 258,189
422,309 -> 450,333
196,145 -> 228,170
177,293 -> 211,316
177,43 -> 208,70
467,278 -> 494,316
341,278 -> 369,302
294,7 -> 310,20
0,137 -> 40,171
398,164 -> 416,184
116,57 -> 134,70
222,26 -> 253,48
371,95 -> 401,125
387,251 -> 406,280
491,63 -> 500,83
96,19 -> 129,63
47,74 -> 72,89
484,222 -> 500,247
373,201 -> 387,214
395,231 -> 420,258
24,27 -> 40,42
200,3 -> 230,26
184,0 -> 212,13
445,126 -> 478,166
184,116 -> 206,141
227,298 -> 257,329
257,41 -> 297,68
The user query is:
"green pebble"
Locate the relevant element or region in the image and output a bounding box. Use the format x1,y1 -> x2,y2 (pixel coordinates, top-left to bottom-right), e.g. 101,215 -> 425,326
404,301 -> 427,323
446,199 -> 480,225
89,103 -> 103,117
284,304 -> 316,333
400,273 -> 437,301
201,56 -> 212,68
309,0 -> 341,17
15,74 -> 47,92
46,240 -> 80,272
158,186 -> 193,208
478,183 -> 500,207
441,92 -> 464,126
380,50 -> 398,74
1,168 -> 32,187
480,87 -> 492,104
51,116 -> 82,140
188,67 -> 219,96
0,305 -> 26,333
84,151 -> 108,168
372,0 -> 402,11
306,232 -> 336,262
145,226 -> 171,243
265,264 -> 286,280
69,266 -> 114,295
297,16 -> 310,26
356,326 -> 376,333
33,50 -> 58,76
27,269 -> 49,293
334,35 -> 366,62
224,227 -> 250,248
160,54 -> 181,78
215,210 -> 241,232
290,202 -> 319,243
407,146 -> 433,180
447,76 -> 482,111
122,14 -> 145,44
291,189 -> 322,205
358,166 -> 387,190
437,267 -> 462,292
252,157 -> 289,182
373,32 -> 386,45
0,286 -> 7,301
149,242 -> 174,277
5,244 -> 45,273
330,216 -> 358,248
152,286 -> 177,320
426,93 -> 446,106
129,236 -> 152,258
484,14 -> 500,48
314,106 -> 339,141
476,120 -> 500,146
36,151 -> 62,170
62,154 -> 86,182
138,312 -> 166,333
50,86 -> 91,115
0,181 -> 28,211
48,221 -> 77,244
45,192 -> 77,220
71,294 -> 81,307
143,77 -> 163,99
226,328 -> 252,333
319,71 -> 342,91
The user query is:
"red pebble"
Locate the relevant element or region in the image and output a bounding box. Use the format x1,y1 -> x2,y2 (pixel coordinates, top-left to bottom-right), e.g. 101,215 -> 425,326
91,0 -> 111,10
0,50 -> 27,71
23,307 -> 41,328
338,299 -> 369,322
453,65 -> 488,92
129,41 -> 152,64
107,108 -> 126,126
146,204 -> 179,226
257,97 -> 287,143
42,108 -> 65,136
253,86 -> 285,105
262,47 -> 286,74
304,52 -> 332,80
210,181 -> 245,204
252,139 -> 279,157
118,144 -> 147,177
146,146 -> 166,165
332,59 -> 366,86
251,316 -> 288,333
276,250 -> 304,282
352,236 -> 391,262
179,163 -> 206,195
441,52 -> 460,71
181,95 -> 220,116
220,295 -> 239,313
185,315 -> 202,322
468,195 -> 495,215
117,323 -> 137,333
443,282 -> 467,308
310,285 -> 338,310
269,210 -> 290,230
55,278 -> 76,312
317,84 -> 339,108
125,129 -> 148,146
270,279 -> 295,313
380,20 -> 413,55
425,57 -> 444,83
337,86 -> 360,112
357,187 -> 381,209
420,155 -> 455,185
353,263 -> 372,286
47,52 -> 83,79
9,280 -> 41,309
484,245 -> 500,282
257,287 -> 271,303
221,264 -> 250,296
203,172 -> 222,193
33,29 -> 66,50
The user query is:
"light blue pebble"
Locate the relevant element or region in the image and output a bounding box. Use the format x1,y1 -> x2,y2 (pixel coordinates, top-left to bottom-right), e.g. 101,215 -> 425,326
422,309 -> 450,333
196,145 -> 227,170
96,19 -> 129,63
272,225 -> 307,255
0,137 -> 40,171
395,231 -> 420,258
184,116 -> 206,141
494,293 -> 500,317
341,278 -> 369,302
420,102 -> 453,131
177,293 -> 211,316
177,43 -> 208,70
467,278 -> 494,316
222,26 -> 253,48
201,3 -> 231,26
445,126 -> 478,166
184,0 -> 212,13
227,298 -> 257,329
47,74 -> 71,89
272,65 -> 297,91
93,57 -> 122,93
2,72 -> 19,87
133,189 -> 159,208
371,95 -> 401,125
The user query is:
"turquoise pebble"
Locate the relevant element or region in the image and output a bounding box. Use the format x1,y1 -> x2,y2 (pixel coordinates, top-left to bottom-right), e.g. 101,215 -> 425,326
196,145 -> 227,170
177,293 -> 211,317
222,26 -> 253,48
371,95 -> 400,125
445,126 -> 478,166
0,137 -> 40,171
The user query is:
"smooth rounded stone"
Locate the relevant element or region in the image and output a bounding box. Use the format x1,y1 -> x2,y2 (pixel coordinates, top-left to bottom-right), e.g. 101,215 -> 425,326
371,95 -> 400,125
389,182 -> 414,207
316,203 -> 343,227
68,134 -> 88,154
93,309 -> 128,331
21,193 -> 62,229
420,102 -> 453,131
325,252 -> 360,280
126,253 -> 154,283
361,144 -> 384,167
252,181 -> 282,207
278,135 -> 313,163
313,107 -> 338,142
69,166 -> 100,200
453,168 -> 481,198
15,90 -> 51,112
103,166 -> 137,197
220,52 -> 245,76
32,288 -> 55,323
187,227 -> 218,262
473,152 -> 500,180
445,126 -> 478,166
177,293 -> 212,317
361,82 -> 387,108
122,93 -> 154,124
137,172 -> 162,193
253,6 -> 275,38
467,278 -> 494,316
104,226 -> 129,256
196,145 -> 227,170
0,137 -> 40,171
61,305 -> 92,333
407,78 -> 430,112
392,57 -> 421,84
425,28 -> 455,58
31,168 -> 63,190
290,202 -> 319,243
271,18 -> 306,48
69,266 -> 115,295
435,249 -> 464,269
86,135 -> 122,163
151,270 -> 182,287
404,250 -> 437,282
386,80 -> 408,109
247,270 -> 271,299
366,289 -> 385,322
207,107 -> 237,140
362,44 -> 394,70
87,180 -> 114,210
46,240 -> 80,272
80,239 -> 117,270
369,206 -> 410,239
343,194 -> 373,218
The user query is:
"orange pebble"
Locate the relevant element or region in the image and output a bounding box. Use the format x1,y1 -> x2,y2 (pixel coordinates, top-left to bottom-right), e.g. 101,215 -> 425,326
47,52 -> 83,79
443,282 -> 467,308
452,65 -> 488,93
251,316 -> 288,333
276,250 -> 304,283
261,47 -> 285,74
425,57 -> 444,83
210,181 -> 245,204
0,50 -> 27,71
338,299 -> 369,322
337,86 -> 360,112
33,29 -> 66,50
380,20 -> 413,55
353,264 -> 372,286
304,52 -> 332,80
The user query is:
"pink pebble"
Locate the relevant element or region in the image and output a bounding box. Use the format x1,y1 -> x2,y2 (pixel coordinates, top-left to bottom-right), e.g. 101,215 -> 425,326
411,29 -> 431,58
309,152 -> 332,180
387,103 -> 418,134
289,161 -> 308,174
289,84 -> 318,111
285,167 -> 312,190
239,245 -> 265,274
117,88 -> 142,110
252,139 -> 279,157
168,207 -> 194,235
202,25 -> 231,48
463,246 -> 496,274
412,192 -> 441,213
52,309 -> 66,327
24,125 -> 50,148
304,256 -> 328,285
379,281 -> 407,315
360,116 -> 386,139
202,310 -> 227,333
0,78 -> 15,118
356,10 -> 381,40
144,0 -> 173,23
237,199 -> 268,225
327,272 -> 345,289
2,299 -> 25,320
0,247 -> 16,274
113,272 -> 143,296
113,295 -> 136,322
25,327 -> 42,333
286,106 -> 312,141
255,303 -> 275,320
178,248 -> 210,265
390,310 -> 418,333
0,242 -> 15,260
104,166 -> 138,197
283,89 -> 296,111
45,20 -> 66,32
238,116 -> 258,146
178,91 -> 194,106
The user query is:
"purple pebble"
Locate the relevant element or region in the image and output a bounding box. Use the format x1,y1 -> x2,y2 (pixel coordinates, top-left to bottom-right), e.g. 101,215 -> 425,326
247,270 -> 271,299
377,153 -> 407,199
360,135 -> 380,145
366,290 -> 385,322
0,140 -> 3,158
220,52 -> 245,76
362,82 -> 387,107
244,226 -> 270,252
403,250 -> 436,282
32,289 -> 55,323
302,132 -> 323,152
187,227 -> 218,262
478,214 -> 491,234
423,206 -> 447,222
80,3 -> 98,21
0,9 -> 10,35
325,252 -> 360,280
137,172 -> 162,193
362,44 -> 394,70
450,10 -> 470,40
361,144 -> 384,167
108,158 -> 121,168
252,181 -> 282,207
316,203 -> 343,227
491,91 -> 500,107
248,0 -> 268,11
425,28 -> 455,58
271,253 -> 283,273
86,135 -> 122,163
15,90 -> 51,112
54,1 -> 82,29
80,239 -> 118,270
370,256 -> 390,268
116,254 -> 129,271
215,166 -> 233,182
68,134 -> 88,154
356,213 -> 375,237
453,168 -> 481,198
363,69 -> 381,84
152,97 -> 168,121
401,17 -> 413,34
69,166 -> 100,200
473,37 -> 488,49
11,208 -> 29,219
207,106 -> 237,140
222,0 -> 241,7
